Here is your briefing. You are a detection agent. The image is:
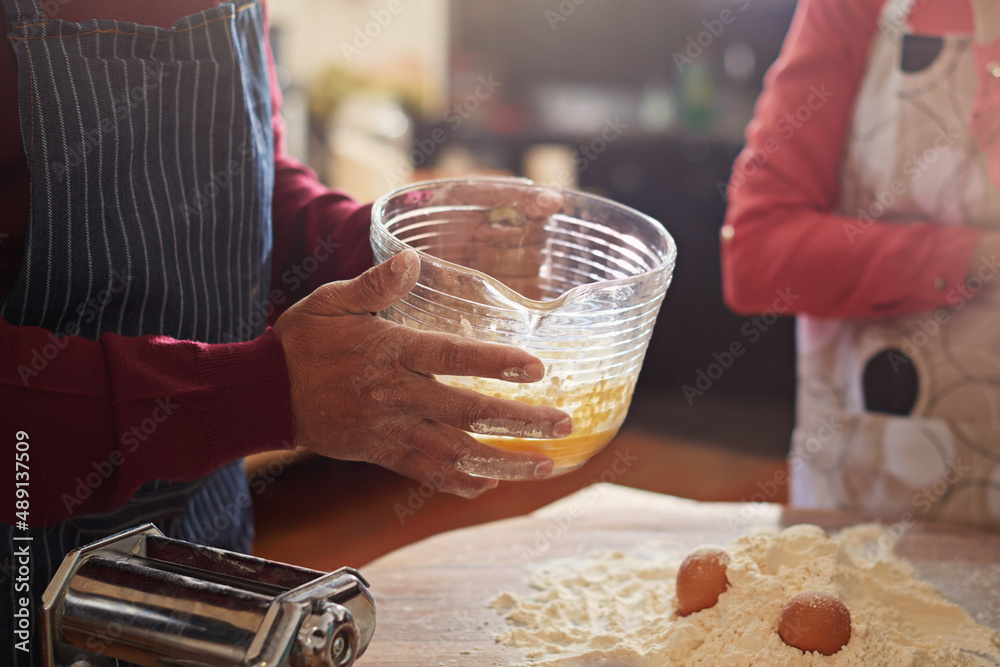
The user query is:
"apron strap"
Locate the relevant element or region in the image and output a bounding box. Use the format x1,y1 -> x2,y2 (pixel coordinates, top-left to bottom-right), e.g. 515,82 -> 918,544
885,0 -> 917,18
2,0 -> 44,31
878,0 -> 918,40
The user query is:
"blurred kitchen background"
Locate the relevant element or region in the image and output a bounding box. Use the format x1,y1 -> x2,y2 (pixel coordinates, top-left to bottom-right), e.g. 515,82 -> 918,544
255,0 -> 801,568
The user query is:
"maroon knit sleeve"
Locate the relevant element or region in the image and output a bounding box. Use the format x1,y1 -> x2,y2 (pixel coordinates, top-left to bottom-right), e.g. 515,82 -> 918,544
0,1 -> 301,529
1,317 -> 294,527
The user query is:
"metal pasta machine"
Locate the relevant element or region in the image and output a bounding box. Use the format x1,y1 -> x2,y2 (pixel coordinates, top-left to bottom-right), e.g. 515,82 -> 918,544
40,524 -> 376,667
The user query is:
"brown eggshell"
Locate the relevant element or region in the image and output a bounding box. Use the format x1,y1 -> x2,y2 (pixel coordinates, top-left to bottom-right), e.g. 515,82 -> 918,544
675,547 -> 731,616
779,591 -> 852,656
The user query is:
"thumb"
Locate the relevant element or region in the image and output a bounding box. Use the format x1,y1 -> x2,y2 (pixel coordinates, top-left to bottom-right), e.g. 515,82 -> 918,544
310,249 -> 421,316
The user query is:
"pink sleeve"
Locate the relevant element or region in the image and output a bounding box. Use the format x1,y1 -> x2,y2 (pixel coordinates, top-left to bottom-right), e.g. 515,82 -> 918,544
721,0 -> 986,319
1,317 -> 294,527
264,4 -> 374,319
972,41 -> 1000,189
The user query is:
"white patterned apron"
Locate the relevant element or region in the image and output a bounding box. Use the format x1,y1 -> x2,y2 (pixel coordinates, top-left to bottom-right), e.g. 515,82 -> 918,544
792,0 -> 1000,530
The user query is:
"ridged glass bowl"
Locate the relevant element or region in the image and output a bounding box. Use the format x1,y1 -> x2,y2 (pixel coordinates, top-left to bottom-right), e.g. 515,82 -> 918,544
371,177 -> 676,475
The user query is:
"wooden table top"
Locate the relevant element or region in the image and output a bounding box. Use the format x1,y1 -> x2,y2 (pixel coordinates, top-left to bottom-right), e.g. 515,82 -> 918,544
358,485 -> 1000,666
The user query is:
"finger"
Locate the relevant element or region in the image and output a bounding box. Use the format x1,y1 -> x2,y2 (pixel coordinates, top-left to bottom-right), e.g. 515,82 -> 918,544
432,181 -> 517,207
518,188 -> 563,219
393,447 -> 500,499
479,185 -> 561,221
310,249 -> 420,316
435,182 -> 562,220
406,419 -> 556,481
410,380 -> 573,440
398,328 -> 547,382
435,181 -> 476,206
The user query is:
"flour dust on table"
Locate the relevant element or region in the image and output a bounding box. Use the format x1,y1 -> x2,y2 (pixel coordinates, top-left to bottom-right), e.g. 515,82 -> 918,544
491,524 -> 1000,666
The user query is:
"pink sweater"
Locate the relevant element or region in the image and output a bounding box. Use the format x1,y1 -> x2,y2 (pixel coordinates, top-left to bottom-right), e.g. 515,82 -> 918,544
721,0 -> 1000,319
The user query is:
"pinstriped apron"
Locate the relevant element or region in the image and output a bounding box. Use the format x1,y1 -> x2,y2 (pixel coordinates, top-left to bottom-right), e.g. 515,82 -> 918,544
792,0 -> 1000,529
0,0 -> 275,664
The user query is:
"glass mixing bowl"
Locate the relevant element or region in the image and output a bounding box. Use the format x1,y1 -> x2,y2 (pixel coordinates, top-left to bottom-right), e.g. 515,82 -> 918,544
371,177 -> 676,475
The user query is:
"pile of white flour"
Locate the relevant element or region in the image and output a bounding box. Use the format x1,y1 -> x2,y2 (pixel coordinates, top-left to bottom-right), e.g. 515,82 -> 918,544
491,524 -> 1000,666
